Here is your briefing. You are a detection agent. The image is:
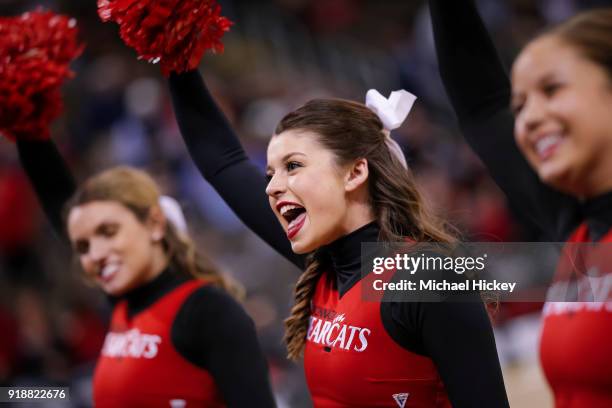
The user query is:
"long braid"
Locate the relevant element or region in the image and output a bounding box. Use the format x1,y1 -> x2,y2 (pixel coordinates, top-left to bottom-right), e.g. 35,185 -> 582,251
284,251 -> 328,360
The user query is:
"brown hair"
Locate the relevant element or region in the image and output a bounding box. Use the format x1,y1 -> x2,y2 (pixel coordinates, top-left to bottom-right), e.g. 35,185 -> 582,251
65,166 -> 243,299
277,99 -> 457,360
545,8 -> 612,81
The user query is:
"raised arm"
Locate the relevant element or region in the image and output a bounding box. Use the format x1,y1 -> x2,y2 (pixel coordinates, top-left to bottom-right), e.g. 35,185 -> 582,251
168,70 -> 303,269
16,139 -> 77,239
429,0 -> 579,240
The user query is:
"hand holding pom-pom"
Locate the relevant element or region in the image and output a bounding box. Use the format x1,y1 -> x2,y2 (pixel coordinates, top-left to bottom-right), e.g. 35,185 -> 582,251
98,0 -> 232,76
0,10 -> 83,141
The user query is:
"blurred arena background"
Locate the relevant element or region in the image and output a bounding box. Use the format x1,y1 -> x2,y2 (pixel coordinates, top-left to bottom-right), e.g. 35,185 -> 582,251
2,0 -> 611,406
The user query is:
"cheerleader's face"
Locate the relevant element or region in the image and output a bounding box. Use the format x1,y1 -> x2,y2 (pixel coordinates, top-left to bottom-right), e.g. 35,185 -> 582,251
266,130 -> 369,253
512,35 -> 612,197
67,201 -> 165,296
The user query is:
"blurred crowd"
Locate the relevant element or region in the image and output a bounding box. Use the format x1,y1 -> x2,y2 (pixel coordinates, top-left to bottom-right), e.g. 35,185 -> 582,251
1,0 -> 610,406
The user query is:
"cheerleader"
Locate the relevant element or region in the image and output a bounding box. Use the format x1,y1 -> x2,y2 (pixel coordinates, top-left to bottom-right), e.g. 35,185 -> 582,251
167,72 -> 509,407
429,1 -> 612,406
2,9 -> 275,408
17,144 -> 276,407
95,1 -> 508,405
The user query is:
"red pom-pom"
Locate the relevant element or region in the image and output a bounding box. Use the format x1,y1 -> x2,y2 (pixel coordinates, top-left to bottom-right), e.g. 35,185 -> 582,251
98,0 -> 232,76
0,10 -> 83,141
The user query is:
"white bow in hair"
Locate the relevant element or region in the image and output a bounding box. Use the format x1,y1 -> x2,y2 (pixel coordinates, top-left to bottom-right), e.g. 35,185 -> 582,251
159,195 -> 188,235
365,89 -> 417,131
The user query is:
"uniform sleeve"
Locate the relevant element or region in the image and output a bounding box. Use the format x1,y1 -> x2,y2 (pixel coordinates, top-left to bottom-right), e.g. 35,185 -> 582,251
168,71 -> 303,269
382,298 -> 509,407
172,286 -> 277,408
429,0 -> 579,240
16,139 -> 76,239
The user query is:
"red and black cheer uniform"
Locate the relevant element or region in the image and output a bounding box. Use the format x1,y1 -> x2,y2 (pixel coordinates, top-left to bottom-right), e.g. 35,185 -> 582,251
167,71 -> 510,407
540,220 -> 612,408
17,141 -> 276,407
303,224 -> 451,408
430,1 -> 612,406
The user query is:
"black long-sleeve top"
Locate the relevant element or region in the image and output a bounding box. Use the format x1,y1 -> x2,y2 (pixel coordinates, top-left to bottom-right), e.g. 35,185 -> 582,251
168,70 -> 509,407
16,140 -> 276,408
428,0 -> 612,241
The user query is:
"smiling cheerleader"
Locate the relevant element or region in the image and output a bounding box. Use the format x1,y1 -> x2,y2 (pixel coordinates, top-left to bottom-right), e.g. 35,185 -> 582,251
429,1 -> 612,406
4,6 -> 275,407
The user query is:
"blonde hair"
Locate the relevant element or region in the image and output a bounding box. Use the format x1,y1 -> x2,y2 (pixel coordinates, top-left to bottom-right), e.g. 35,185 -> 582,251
65,166 -> 244,299
546,8 -> 612,83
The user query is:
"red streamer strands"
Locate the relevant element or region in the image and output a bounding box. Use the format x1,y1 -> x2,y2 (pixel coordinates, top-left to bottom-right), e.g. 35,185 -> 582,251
98,0 -> 232,76
0,10 -> 83,141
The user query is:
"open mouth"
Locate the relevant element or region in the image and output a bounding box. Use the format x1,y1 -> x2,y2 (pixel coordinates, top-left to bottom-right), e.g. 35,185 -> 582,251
534,133 -> 563,161
278,203 -> 307,239
99,263 -> 119,283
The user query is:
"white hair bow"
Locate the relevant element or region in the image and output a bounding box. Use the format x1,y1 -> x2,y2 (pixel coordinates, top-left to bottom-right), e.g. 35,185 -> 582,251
159,195 -> 188,235
365,89 -> 417,131
365,89 -> 417,169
